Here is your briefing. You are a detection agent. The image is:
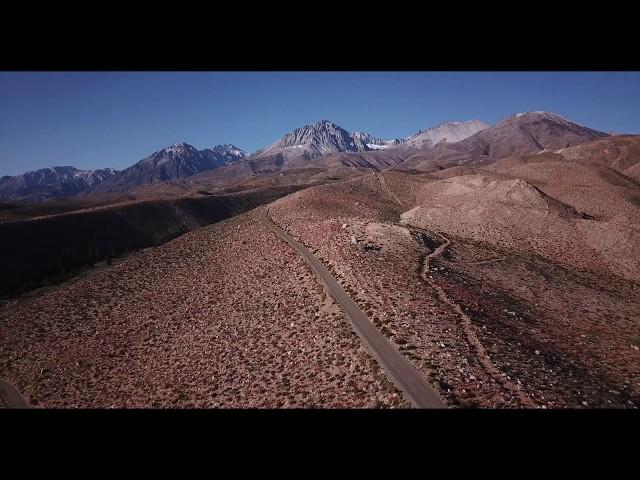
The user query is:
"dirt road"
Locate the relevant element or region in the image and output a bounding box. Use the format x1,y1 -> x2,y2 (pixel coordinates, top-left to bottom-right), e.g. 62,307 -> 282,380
259,207 -> 445,408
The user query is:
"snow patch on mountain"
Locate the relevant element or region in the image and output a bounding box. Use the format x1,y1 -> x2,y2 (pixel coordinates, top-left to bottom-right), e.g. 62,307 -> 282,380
252,120 -> 405,160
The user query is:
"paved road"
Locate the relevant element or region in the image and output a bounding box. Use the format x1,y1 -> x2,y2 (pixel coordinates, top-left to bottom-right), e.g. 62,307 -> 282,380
0,379 -> 29,408
259,207 -> 445,408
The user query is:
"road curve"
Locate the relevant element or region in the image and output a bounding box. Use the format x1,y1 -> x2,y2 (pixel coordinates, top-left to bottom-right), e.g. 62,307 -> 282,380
0,379 -> 29,408
259,207 -> 445,409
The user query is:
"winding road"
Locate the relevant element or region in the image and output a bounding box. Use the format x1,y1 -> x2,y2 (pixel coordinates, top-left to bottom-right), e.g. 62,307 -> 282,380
259,207 -> 445,408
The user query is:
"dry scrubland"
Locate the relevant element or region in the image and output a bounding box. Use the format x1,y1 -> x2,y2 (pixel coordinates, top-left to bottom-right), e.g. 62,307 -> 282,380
402,172 -> 640,283
430,236 -> 640,407
2,140 -> 639,408
0,211 -> 406,408
269,171 -> 640,407
270,174 -> 529,407
0,185 -> 305,297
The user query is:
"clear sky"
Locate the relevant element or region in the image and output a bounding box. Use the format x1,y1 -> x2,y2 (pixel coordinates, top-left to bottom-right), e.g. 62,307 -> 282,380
1,72 -> 639,176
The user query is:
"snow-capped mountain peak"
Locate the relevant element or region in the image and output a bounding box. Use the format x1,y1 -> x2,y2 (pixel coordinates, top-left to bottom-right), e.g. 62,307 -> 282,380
206,144 -> 247,158
253,120 -> 405,160
160,142 -> 198,155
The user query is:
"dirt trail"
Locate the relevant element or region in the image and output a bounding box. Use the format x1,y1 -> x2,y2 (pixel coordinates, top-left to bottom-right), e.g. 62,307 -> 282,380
385,169 -> 535,406
260,207 -> 445,408
376,173 -> 407,208
415,229 -> 536,407
361,173 -> 532,405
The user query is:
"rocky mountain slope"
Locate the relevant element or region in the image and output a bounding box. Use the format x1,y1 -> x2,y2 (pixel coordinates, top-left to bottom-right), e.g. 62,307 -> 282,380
395,120 -> 489,153
399,112 -> 608,172
248,120 -> 402,165
218,119 -> 486,178
0,166 -> 118,203
88,143 -> 246,194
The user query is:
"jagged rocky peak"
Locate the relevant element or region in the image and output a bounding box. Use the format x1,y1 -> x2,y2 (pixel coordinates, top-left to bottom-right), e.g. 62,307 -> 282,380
140,142 -> 201,167
279,120 -> 352,147
158,142 -> 199,155
206,144 -> 247,158
255,119 -> 403,159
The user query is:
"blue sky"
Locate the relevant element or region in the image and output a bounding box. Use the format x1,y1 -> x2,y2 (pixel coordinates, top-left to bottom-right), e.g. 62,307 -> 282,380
1,72 -> 639,176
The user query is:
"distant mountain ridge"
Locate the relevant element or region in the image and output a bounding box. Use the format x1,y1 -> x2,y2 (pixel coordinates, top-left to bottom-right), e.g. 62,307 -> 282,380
2,111 -> 615,202
88,143 -> 246,194
0,166 -> 118,203
399,111 -> 609,172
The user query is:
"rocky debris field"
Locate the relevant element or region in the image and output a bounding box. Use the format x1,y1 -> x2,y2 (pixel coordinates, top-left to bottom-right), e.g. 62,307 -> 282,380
401,172 -> 640,283
2,164 -> 638,409
430,236 -> 640,408
270,175 -> 529,407
0,210 -> 406,408
269,172 -> 640,408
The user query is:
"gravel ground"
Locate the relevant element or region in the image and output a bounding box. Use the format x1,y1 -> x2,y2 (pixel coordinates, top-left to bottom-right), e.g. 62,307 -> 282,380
269,173 -> 640,408
270,175 -> 525,407
0,210 -> 407,408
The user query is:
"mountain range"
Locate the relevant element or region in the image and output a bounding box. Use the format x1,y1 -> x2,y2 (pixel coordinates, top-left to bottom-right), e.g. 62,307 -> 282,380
2,108 -> 639,410
0,166 -> 118,203
399,111 -> 608,172
88,143 -> 247,194
0,112 -> 612,202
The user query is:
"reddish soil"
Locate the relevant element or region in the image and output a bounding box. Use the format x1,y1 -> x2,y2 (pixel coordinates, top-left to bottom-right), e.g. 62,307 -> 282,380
430,236 -> 640,408
268,170 -> 640,408
2,135 -> 639,409
0,185 -> 306,297
0,210 -> 406,408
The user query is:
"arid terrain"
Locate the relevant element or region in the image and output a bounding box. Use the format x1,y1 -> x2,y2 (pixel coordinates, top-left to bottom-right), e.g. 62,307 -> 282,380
267,170 -> 639,407
1,112 -> 639,409
0,210 -> 407,408
0,185 -> 306,296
